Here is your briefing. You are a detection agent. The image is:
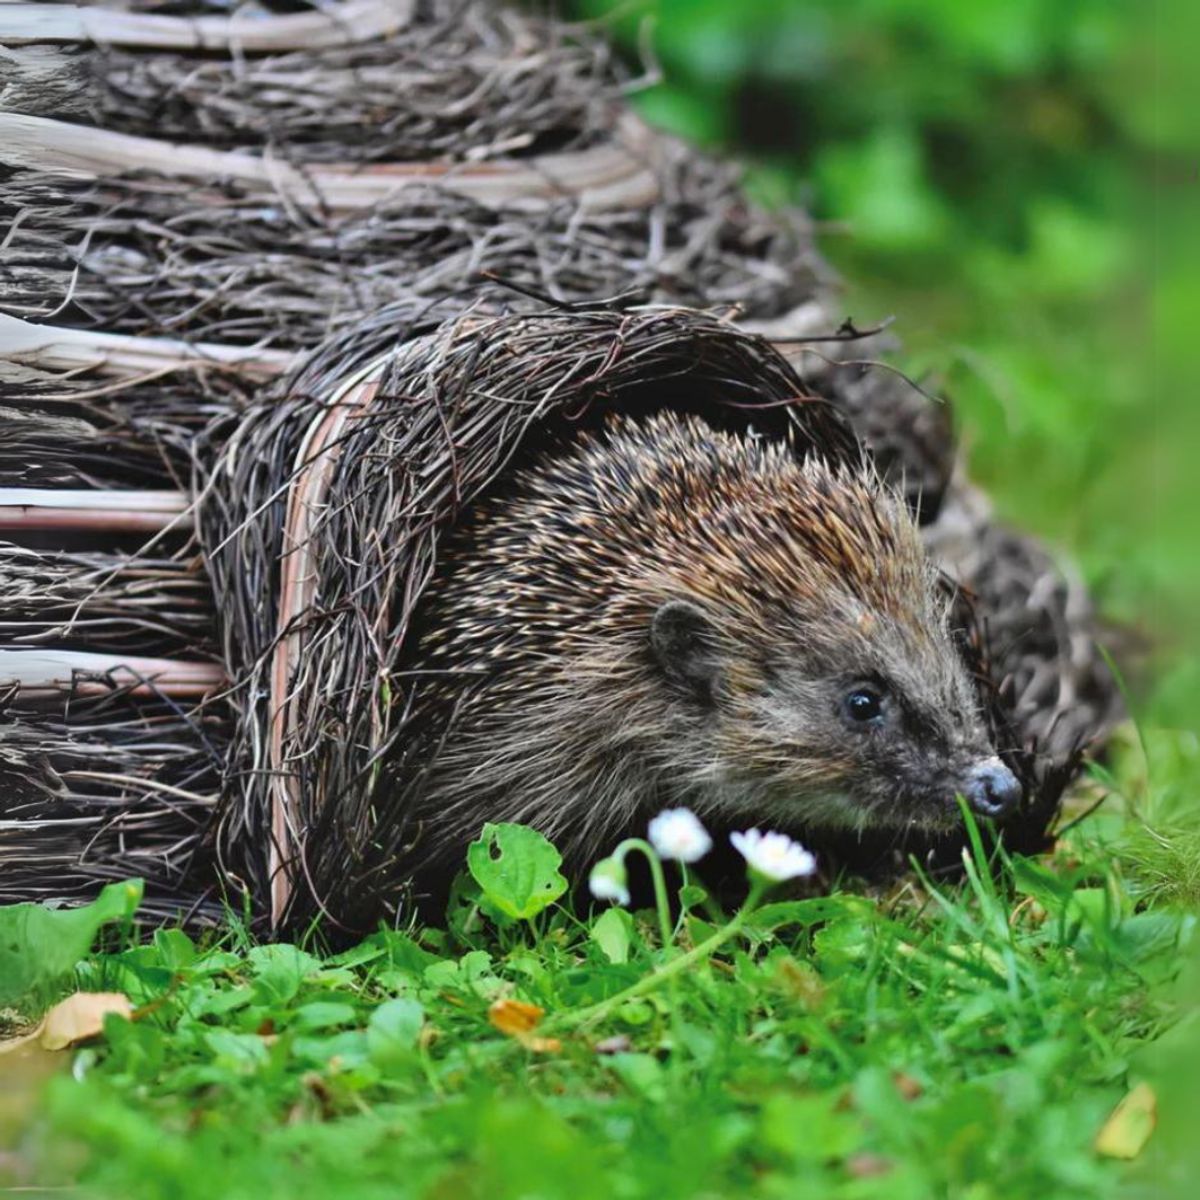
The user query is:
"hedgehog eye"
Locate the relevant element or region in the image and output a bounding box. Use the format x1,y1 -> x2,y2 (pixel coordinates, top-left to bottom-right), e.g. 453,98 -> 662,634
841,684 -> 887,727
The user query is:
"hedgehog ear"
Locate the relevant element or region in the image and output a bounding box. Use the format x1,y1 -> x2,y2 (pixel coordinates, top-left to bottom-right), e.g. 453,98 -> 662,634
651,600 -> 721,703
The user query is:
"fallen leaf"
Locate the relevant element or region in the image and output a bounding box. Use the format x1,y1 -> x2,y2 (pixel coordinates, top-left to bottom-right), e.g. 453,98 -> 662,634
38,993 -> 133,1051
488,998 -> 545,1037
1095,1082 -> 1157,1160
487,999 -> 559,1053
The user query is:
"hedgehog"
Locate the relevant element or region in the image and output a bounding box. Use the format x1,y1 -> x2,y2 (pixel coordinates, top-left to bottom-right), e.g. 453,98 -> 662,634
401,410 -> 1021,872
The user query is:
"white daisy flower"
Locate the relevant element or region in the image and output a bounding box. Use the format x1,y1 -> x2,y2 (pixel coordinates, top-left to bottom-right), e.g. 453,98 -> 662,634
588,857 -> 631,906
647,807 -> 713,864
730,829 -> 817,883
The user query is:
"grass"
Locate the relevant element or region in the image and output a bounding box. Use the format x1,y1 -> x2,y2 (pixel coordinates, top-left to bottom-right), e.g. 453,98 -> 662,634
7,742 -> 1197,1199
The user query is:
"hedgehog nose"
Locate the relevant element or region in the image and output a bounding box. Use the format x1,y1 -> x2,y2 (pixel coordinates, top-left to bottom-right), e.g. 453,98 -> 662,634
963,759 -> 1021,819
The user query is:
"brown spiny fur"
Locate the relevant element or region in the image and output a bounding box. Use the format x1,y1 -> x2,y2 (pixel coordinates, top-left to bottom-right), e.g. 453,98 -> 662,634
402,411 -> 1011,870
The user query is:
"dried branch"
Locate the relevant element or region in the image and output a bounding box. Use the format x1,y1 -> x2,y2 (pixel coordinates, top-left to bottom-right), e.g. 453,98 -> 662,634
0,0 -> 416,52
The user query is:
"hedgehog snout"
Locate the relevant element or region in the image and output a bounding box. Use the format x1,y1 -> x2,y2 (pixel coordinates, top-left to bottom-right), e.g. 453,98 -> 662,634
961,757 -> 1021,819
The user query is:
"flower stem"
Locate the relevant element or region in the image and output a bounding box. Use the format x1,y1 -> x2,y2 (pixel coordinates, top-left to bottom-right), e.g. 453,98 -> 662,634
607,837 -> 684,1084
557,882 -> 767,1031
611,837 -> 674,954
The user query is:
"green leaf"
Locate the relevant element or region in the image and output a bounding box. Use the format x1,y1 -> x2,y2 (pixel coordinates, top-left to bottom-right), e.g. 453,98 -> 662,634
326,941 -> 387,969
292,1030 -> 369,1070
377,930 -> 443,977
247,944 -> 322,1005
813,916 -> 875,973
292,1002 -> 359,1032
608,1052 -> 668,1103
590,907 -> 634,964
151,927 -> 197,971
466,823 -> 568,921
367,998 -> 425,1066
0,879 -> 144,1009
204,1030 -> 270,1072
746,897 -> 865,933
446,865 -> 514,936
617,1000 -> 655,1027
759,1091 -> 864,1163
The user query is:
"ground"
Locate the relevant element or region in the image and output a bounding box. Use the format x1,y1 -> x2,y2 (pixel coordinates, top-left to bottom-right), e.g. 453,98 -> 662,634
3,739 -> 1198,1197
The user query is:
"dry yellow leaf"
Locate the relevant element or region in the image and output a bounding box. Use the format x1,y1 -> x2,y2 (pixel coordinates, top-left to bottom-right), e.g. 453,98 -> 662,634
1095,1082 -> 1157,1160
487,999 -> 560,1053
488,998 -> 545,1037
39,992 -> 133,1051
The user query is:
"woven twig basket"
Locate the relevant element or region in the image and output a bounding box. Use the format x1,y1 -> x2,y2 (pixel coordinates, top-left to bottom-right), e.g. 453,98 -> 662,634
0,0 -> 1119,931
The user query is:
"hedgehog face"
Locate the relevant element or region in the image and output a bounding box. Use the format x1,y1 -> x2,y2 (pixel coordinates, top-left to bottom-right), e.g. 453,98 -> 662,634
649,595 -> 1021,834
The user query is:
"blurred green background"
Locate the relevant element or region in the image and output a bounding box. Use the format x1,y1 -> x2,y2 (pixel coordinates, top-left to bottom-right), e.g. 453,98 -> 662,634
565,0 -> 1197,731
